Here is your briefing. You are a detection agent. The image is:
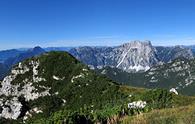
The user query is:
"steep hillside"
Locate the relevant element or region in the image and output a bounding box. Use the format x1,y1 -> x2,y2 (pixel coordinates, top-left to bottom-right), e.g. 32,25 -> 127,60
4,46 -> 45,67
0,51 -> 192,123
186,45 -> 195,55
0,47 -> 45,80
97,58 -> 195,96
0,49 -> 24,63
0,63 -> 7,80
155,46 -> 194,63
143,58 -> 195,95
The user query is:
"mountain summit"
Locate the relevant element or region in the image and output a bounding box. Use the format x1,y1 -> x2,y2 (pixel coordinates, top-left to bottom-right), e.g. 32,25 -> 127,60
70,41 -> 194,72
115,41 -> 158,71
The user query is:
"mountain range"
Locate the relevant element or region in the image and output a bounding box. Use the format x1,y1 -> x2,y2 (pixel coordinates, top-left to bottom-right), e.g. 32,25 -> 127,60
0,41 -> 194,72
0,51 -> 188,123
64,41 -> 195,96
0,41 -> 195,96
0,47 -> 45,80
0,41 -> 194,80
69,41 -> 194,72
0,49 -> 24,63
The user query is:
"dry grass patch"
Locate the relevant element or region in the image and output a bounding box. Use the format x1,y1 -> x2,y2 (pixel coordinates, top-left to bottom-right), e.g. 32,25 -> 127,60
121,104 -> 195,124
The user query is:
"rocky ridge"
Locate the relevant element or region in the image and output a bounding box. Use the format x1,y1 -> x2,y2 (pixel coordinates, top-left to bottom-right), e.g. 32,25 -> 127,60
70,41 -> 194,72
96,58 -> 195,96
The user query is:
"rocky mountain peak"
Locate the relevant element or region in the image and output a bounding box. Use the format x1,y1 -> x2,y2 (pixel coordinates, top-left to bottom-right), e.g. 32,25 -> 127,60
29,46 -> 45,53
70,41 -> 159,72
69,41 -> 194,73
115,41 -> 158,72
155,45 -> 194,63
122,40 -> 152,47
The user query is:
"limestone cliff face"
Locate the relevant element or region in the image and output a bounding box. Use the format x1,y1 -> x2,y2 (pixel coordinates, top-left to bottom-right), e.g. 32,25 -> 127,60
0,60 -> 50,120
70,41 -> 158,72
113,41 -> 158,72
70,41 -> 194,72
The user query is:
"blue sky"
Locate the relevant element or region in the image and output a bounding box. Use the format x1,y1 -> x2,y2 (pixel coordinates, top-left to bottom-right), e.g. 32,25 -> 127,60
0,0 -> 195,49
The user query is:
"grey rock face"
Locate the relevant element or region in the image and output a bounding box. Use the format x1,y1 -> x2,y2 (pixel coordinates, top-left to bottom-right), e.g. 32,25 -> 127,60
114,41 -> 158,72
155,46 -> 194,63
70,41 -> 194,72
143,58 -> 195,95
0,61 -> 50,120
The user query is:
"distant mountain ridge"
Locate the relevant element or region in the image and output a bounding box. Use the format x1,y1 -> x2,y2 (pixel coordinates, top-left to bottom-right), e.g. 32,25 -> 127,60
0,49 -> 25,63
0,63 -> 7,80
69,41 -> 194,72
186,45 -> 195,55
0,41 -> 194,79
44,47 -> 74,52
155,45 -> 194,63
0,46 -> 45,80
4,46 -> 45,67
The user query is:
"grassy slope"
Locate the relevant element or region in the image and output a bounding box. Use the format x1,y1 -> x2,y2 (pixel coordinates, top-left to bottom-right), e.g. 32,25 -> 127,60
21,52 -> 195,123
121,103 -> 195,124
120,94 -> 195,124
34,53 -> 195,124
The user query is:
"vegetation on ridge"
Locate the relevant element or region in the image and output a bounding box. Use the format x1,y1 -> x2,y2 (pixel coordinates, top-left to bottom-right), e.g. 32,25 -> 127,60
1,51 -> 195,124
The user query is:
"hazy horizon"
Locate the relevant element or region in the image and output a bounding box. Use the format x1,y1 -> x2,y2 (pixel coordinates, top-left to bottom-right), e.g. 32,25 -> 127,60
0,0 -> 195,50
1,40 -> 195,51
